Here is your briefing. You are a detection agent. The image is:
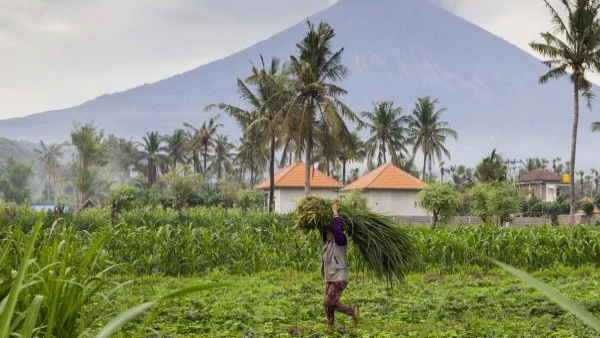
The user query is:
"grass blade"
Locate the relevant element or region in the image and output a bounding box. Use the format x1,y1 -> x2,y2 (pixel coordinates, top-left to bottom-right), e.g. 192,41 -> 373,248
94,302 -> 154,338
21,294 -> 43,338
0,213 -> 43,338
490,258 -> 600,332
159,283 -> 232,302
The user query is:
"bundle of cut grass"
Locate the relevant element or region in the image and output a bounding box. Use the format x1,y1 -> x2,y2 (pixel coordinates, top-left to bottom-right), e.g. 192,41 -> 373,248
295,195 -> 416,282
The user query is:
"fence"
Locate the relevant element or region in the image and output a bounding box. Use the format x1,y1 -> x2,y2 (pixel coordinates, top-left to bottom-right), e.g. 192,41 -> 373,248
393,215 -> 553,226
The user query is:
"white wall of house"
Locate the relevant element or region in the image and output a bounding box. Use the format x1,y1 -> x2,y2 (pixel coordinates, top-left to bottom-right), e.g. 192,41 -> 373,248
546,183 -> 557,202
364,189 -> 427,216
270,188 -> 340,214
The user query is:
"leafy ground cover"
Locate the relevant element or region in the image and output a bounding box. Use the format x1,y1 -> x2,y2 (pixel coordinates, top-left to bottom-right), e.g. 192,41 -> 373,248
104,265 -> 600,337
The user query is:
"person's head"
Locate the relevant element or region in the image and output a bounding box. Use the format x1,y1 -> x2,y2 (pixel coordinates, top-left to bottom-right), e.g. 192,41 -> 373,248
326,231 -> 334,242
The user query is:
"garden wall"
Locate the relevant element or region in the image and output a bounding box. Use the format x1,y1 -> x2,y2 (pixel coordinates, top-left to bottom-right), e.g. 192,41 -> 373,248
393,215 -> 552,226
557,214 -> 599,226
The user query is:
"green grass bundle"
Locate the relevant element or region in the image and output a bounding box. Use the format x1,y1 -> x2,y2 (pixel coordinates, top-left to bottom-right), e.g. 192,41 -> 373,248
295,195 -> 416,282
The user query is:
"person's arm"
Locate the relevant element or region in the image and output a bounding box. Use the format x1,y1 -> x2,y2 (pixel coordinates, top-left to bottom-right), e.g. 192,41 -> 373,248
332,205 -> 347,246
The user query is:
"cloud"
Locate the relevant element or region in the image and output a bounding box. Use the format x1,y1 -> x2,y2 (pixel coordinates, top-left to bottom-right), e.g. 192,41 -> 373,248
1,0 -> 596,119
0,0 -> 335,118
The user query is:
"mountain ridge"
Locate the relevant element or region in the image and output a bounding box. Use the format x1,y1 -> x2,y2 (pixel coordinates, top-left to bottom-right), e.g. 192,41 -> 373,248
0,0 -> 597,168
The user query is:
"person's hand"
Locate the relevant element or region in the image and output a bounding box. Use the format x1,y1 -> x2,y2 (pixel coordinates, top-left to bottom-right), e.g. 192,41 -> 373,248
332,203 -> 339,216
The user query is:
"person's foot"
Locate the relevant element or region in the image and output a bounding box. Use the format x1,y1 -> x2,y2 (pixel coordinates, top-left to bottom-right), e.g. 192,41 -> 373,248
353,306 -> 360,326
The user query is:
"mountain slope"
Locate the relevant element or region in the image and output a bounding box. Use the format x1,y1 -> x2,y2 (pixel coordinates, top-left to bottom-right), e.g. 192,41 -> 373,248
0,0 -> 597,168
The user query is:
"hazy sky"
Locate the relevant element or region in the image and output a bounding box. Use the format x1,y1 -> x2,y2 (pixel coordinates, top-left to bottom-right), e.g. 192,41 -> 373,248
0,0 -> 580,119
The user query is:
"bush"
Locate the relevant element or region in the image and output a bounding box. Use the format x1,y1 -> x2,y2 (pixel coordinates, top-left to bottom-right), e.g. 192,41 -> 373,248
238,190 -> 263,215
469,183 -> 520,225
582,201 -> 595,222
417,183 -> 459,229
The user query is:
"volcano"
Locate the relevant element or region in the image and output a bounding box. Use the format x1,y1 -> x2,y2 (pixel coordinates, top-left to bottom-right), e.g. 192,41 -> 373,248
0,0 -> 597,167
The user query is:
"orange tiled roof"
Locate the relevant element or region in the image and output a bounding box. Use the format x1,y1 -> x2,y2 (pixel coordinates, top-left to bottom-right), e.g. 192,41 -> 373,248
342,163 -> 426,191
254,162 -> 343,190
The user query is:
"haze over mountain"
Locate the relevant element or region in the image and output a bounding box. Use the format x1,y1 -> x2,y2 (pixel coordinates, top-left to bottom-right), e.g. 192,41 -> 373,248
0,0 -> 597,168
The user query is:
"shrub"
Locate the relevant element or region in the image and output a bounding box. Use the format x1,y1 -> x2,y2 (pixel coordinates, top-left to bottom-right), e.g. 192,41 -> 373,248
417,183 -> 459,229
469,183 -> 520,225
582,201 -> 595,224
238,190 -> 263,215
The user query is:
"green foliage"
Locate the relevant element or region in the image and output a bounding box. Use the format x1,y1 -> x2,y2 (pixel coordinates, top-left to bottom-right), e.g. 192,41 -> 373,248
475,149 -> 507,183
343,189 -> 368,210
595,194 -> 600,208
582,201 -> 595,218
417,183 -> 459,228
70,123 -> 109,207
469,183 -> 520,225
160,166 -> 203,211
105,267 -> 600,337
237,189 -> 262,215
218,178 -> 240,211
106,185 -> 139,226
0,160 -> 33,204
488,183 -> 522,224
0,214 -> 123,337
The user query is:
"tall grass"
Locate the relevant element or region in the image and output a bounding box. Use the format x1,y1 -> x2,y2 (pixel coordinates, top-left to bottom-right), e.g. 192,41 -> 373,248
4,205 -> 600,335
0,215 -> 126,337
3,205 -> 600,276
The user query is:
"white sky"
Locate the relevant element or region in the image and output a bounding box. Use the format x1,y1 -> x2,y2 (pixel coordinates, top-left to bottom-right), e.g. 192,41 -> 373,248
0,0 -> 590,119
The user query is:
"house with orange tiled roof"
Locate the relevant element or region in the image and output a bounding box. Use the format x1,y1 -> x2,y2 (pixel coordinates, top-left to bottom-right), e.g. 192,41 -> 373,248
341,163 -> 427,216
254,162 -> 342,214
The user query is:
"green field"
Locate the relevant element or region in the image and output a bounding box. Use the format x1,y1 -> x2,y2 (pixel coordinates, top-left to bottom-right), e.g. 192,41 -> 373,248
3,207 -> 600,337
106,266 -> 600,337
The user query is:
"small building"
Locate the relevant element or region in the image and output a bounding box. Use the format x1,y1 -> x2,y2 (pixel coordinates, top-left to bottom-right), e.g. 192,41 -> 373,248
341,163 -> 428,216
254,162 -> 342,214
516,169 -> 568,202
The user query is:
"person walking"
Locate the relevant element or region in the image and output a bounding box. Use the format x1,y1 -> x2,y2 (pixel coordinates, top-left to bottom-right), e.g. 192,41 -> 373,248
321,203 -> 359,330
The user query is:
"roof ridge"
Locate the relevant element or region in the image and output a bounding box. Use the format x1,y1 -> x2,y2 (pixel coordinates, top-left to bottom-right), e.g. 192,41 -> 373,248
367,163 -> 392,188
275,161 -> 300,185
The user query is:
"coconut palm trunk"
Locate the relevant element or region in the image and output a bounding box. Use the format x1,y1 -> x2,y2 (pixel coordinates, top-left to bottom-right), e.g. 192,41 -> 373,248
269,135 -> 276,212
422,154 -> 427,181
203,144 -> 209,177
305,136 -> 312,195
570,81 -> 579,226
47,171 -> 51,203
342,159 -> 347,185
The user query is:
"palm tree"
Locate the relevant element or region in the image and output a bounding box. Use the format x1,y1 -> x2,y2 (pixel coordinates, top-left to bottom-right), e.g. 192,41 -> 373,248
162,129 -> 189,169
210,135 -> 235,181
552,157 -> 564,174
207,55 -> 285,212
235,128 -> 267,187
450,164 -> 474,186
393,155 -> 420,178
139,131 -> 163,186
34,140 -> 68,203
592,121 -> 600,132
360,101 -> 408,167
192,115 -> 222,177
283,21 -> 359,195
407,96 -> 458,181
475,149 -> 507,183
337,132 -> 364,185
439,160 -> 448,182
592,168 -> 600,196
530,0 -> 600,225
577,169 -> 585,197
182,123 -> 202,174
